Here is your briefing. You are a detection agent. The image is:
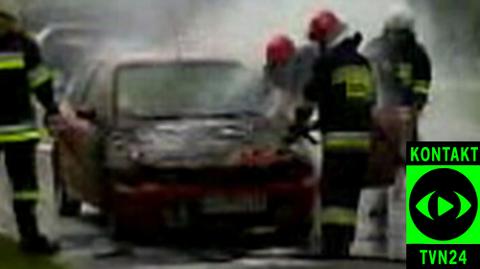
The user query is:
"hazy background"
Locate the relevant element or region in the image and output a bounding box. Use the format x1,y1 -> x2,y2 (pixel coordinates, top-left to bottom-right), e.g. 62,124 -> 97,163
19,0 -> 478,74
15,0 -> 480,139
21,0 -> 404,63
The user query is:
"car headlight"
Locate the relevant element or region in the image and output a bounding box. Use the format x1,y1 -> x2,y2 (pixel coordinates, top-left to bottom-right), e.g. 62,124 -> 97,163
105,133 -> 136,170
232,146 -> 294,166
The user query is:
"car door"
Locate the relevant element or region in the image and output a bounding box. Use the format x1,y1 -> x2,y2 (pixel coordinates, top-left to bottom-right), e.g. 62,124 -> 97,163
57,65 -> 105,206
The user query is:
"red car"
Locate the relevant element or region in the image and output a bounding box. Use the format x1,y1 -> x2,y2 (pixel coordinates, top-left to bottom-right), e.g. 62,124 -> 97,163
53,52 -> 317,239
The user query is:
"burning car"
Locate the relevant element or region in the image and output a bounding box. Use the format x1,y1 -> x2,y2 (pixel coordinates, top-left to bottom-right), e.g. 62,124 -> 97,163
53,52 -> 317,239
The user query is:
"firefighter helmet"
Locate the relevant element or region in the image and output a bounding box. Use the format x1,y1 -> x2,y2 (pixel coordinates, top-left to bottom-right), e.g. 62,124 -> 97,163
384,5 -> 415,31
266,34 -> 296,65
308,10 -> 343,42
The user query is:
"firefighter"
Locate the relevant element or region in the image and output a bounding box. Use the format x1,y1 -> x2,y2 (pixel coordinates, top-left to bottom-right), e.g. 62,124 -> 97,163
355,6 -> 432,256
364,6 -> 432,140
0,7 -> 59,254
294,10 -> 375,258
264,34 -> 299,122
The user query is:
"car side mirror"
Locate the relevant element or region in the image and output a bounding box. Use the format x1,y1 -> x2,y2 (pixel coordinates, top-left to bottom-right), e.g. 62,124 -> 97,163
76,107 -> 97,121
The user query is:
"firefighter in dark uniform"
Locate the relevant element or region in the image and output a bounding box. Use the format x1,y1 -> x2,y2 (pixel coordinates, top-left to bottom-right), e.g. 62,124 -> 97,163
293,10 -> 375,258
0,9 -> 59,254
364,7 -> 432,140
356,6 -> 432,254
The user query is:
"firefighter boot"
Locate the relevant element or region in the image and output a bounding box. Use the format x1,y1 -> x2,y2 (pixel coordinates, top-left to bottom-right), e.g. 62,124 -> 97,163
14,201 -> 59,255
321,225 -> 355,259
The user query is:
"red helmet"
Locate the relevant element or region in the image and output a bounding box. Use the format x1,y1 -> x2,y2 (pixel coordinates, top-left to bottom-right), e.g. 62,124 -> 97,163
308,10 -> 342,42
266,35 -> 295,65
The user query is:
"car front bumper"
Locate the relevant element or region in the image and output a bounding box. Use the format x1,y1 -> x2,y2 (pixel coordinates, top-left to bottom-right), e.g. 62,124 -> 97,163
111,175 -> 318,234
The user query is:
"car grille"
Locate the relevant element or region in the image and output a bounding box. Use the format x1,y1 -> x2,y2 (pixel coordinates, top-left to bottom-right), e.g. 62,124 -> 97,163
115,160 -> 312,185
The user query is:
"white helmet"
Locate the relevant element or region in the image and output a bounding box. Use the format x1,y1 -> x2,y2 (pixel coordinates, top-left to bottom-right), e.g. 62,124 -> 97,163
384,5 -> 415,31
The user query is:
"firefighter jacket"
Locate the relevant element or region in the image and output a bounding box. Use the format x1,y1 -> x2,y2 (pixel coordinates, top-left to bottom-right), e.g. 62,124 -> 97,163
0,31 -> 57,143
364,34 -> 432,109
304,34 -> 375,151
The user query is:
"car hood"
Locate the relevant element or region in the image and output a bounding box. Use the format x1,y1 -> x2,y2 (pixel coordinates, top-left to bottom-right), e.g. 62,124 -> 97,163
113,117 -> 291,168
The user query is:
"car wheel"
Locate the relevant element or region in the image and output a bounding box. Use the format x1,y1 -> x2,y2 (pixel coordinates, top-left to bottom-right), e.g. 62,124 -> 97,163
109,213 -> 163,244
110,215 -> 130,241
110,216 -> 145,243
276,217 -> 313,245
53,143 -> 81,217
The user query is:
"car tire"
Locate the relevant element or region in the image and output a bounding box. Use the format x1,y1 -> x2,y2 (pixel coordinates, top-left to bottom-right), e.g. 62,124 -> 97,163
109,211 -> 139,241
276,217 -> 313,245
52,142 -> 81,217
109,213 -> 163,244
110,216 -> 129,241
110,217 -> 145,243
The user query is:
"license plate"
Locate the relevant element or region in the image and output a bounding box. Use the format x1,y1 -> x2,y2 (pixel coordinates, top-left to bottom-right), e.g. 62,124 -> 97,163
202,194 -> 267,214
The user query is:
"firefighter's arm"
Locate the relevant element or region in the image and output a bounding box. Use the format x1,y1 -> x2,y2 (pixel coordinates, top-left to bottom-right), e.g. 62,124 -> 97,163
302,62 -> 324,129
284,106 -> 318,145
283,63 -> 323,145
302,56 -> 331,130
413,45 -> 432,111
25,36 -> 58,115
303,57 -> 326,104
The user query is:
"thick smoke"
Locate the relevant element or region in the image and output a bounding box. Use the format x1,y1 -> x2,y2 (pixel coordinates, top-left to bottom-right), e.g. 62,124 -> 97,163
408,0 -> 480,140
410,0 -> 480,79
24,0 -> 408,66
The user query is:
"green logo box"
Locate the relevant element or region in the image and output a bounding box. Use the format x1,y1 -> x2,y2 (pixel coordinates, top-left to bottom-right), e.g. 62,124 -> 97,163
406,142 -> 480,268
407,165 -> 480,244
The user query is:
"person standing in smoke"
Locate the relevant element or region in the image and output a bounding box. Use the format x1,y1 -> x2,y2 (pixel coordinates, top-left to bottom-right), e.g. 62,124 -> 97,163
290,10 -> 375,258
364,6 -> 432,141
355,5 -> 432,256
263,34 -> 299,123
0,4 -> 60,254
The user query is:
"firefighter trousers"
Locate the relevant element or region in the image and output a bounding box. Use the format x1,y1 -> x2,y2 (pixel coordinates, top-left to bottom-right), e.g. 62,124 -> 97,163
0,140 -> 42,240
320,151 -> 368,257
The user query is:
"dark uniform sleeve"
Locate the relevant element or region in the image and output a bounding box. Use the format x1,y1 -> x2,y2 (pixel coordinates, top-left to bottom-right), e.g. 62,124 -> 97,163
300,54 -> 331,132
413,44 -> 432,110
23,35 -> 58,115
303,76 -> 320,103
304,55 -> 330,103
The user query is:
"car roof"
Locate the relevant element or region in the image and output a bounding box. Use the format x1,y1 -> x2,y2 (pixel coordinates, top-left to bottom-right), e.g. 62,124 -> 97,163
67,50 -> 250,88
91,50 -> 246,70
36,23 -> 105,44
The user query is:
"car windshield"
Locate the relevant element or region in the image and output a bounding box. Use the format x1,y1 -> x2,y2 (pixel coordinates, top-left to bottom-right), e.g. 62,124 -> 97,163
116,62 -> 265,119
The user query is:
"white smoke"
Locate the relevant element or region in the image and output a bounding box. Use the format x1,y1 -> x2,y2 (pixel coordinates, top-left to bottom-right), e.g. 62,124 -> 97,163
24,0 -> 411,67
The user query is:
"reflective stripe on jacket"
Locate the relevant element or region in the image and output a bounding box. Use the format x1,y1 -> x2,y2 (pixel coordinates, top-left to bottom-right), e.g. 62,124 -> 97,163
304,35 -> 375,133
323,131 -> 371,151
14,190 -> 40,201
0,32 -> 56,138
321,206 -> 357,226
0,52 -> 25,69
0,123 -> 43,143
